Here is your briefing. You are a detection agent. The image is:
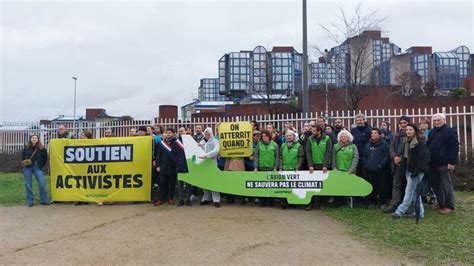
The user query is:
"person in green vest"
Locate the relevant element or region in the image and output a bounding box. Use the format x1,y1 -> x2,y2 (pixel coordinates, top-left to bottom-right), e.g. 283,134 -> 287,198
332,129 -> 359,207
305,125 -> 333,211
279,130 -> 304,209
332,129 -> 359,174
279,130 -> 304,171
254,129 -> 279,207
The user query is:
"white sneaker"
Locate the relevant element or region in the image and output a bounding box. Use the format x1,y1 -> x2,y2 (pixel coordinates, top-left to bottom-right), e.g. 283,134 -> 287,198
190,194 -> 197,202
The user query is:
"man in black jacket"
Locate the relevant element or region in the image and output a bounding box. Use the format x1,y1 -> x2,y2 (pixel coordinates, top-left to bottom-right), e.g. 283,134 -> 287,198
57,124 -> 74,139
351,114 -> 372,180
154,128 -> 180,206
427,113 -> 459,214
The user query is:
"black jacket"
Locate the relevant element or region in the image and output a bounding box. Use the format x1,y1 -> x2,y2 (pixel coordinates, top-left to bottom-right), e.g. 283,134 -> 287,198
390,129 -> 407,159
427,124 -> 459,166
406,137 -> 430,177
331,128 -> 342,144
155,138 -> 177,175
174,137 -> 189,173
21,146 -> 48,169
155,137 -> 188,175
362,140 -> 390,172
351,123 -> 372,158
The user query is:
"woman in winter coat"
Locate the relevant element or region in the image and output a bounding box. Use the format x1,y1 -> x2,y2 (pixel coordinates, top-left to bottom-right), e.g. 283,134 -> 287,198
199,127 -> 221,208
391,123 -> 430,219
363,128 -> 390,209
21,134 -> 49,207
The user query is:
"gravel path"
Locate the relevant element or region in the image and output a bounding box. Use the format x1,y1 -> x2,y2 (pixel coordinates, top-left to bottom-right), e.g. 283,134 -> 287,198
0,203 -> 400,265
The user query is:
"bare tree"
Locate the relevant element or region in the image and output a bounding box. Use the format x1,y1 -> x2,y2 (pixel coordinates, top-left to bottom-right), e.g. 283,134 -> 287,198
315,2 -> 387,111
397,71 -> 422,96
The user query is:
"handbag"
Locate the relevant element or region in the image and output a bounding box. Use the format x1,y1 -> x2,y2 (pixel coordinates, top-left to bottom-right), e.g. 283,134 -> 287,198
21,149 -> 38,168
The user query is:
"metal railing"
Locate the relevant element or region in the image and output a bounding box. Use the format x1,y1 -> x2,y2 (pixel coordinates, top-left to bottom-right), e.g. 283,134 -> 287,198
1,105 -> 473,162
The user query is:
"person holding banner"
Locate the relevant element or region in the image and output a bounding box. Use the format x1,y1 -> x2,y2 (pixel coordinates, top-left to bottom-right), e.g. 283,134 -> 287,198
254,129 -> 279,207
199,127 -> 221,208
80,130 -> 93,139
57,124 -> 74,139
332,130 -> 359,174
154,128 -> 179,206
332,129 -> 359,207
78,130 -> 96,205
305,125 -> 333,211
21,135 -> 49,207
279,130 -> 304,209
176,127 -> 192,206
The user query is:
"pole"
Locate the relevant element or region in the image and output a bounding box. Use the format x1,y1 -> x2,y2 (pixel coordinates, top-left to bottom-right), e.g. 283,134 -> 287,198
302,0 -> 309,115
72,77 -> 77,134
325,68 -> 328,116
325,52 -> 328,116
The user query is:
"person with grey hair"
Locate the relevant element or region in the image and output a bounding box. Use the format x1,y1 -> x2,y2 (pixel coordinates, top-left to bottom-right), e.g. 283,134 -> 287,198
332,130 -> 359,174
279,130 -> 304,209
332,129 -> 359,207
350,113 -> 371,183
199,127 -> 221,208
426,113 -> 459,215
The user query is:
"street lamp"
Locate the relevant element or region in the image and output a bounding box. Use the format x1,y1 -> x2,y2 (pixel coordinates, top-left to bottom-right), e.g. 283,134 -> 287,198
72,77 -> 77,133
302,0 -> 309,115
324,49 -> 329,116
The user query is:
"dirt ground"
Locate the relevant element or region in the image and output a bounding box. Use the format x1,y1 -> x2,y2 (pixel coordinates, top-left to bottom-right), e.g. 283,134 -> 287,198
0,203 -> 401,265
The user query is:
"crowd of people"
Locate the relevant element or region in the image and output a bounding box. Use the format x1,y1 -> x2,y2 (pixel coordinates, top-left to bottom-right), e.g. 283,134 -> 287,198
21,113 -> 460,219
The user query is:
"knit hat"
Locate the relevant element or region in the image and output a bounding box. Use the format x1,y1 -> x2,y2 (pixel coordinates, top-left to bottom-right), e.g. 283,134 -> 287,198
399,115 -> 410,123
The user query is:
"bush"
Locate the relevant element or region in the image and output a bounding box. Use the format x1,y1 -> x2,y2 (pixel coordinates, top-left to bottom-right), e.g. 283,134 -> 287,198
450,87 -> 467,98
454,160 -> 474,191
0,152 -> 22,173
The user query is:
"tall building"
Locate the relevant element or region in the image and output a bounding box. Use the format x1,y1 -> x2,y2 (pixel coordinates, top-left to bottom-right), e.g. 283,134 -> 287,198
390,45 -> 470,90
310,30 -> 401,87
309,57 -> 336,86
218,46 -> 302,102
198,78 -> 226,102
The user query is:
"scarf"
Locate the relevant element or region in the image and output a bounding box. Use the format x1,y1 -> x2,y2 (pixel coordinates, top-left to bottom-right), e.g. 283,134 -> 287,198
404,136 -> 419,163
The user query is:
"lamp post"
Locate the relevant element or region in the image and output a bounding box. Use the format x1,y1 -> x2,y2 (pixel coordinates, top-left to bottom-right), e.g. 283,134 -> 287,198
324,49 -> 329,116
72,77 -> 77,133
302,0 -> 309,115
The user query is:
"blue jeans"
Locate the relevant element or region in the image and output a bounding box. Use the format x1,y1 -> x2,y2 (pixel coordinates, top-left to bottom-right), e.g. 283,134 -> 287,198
395,171 -> 424,218
23,162 -> 49,205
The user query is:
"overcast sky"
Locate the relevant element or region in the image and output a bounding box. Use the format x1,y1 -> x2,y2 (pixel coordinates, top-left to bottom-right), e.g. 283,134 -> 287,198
1,0 -> 472,122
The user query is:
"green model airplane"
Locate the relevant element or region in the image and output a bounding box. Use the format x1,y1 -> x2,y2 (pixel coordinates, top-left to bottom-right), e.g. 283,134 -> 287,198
178,135 -> 372,205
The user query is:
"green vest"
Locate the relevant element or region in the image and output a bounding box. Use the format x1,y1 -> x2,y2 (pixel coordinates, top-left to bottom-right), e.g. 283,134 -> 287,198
282,142 -> 301,170
309,135 -> 329,165
258,141 -> 276,169
334,143 -> 354,172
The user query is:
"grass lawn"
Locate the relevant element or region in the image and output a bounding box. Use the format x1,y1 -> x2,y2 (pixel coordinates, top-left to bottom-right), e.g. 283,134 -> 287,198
325,192 -> 474,264
0,172 -> 51,206
1,172 -> 472,264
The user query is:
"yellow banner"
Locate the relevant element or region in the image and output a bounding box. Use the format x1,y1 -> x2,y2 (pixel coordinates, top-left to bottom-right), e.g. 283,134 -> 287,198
49,136 -> 152,202
218,122 -> 253,157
